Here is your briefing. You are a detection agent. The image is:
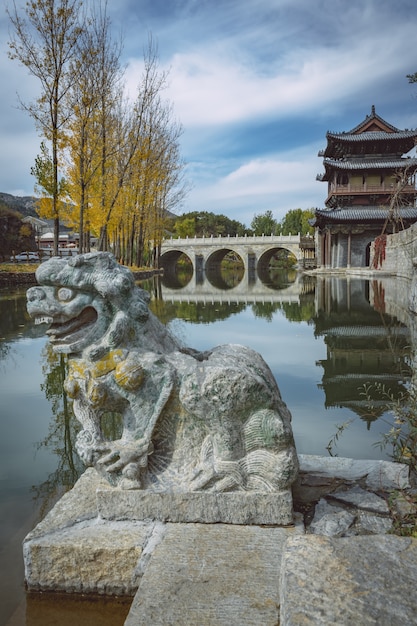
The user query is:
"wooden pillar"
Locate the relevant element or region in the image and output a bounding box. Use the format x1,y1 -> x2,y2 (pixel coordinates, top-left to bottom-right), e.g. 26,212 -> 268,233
320,233 -> 325,268
327,230 -> 332,268
347,232 -> 352,268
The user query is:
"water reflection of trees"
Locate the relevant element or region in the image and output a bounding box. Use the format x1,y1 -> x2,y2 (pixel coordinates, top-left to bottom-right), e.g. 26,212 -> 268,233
161,263 -> 193,289
205,257 -> 244,290
150,298 -> 247,325
32,347 -> 137,516
32,345 -> 83,517
0,288 -> 45,360
280,299 -> 316,323
250,302 -> 281,322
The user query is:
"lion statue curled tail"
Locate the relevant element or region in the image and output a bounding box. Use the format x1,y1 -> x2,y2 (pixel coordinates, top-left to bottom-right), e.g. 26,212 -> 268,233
27,252 -> 298,492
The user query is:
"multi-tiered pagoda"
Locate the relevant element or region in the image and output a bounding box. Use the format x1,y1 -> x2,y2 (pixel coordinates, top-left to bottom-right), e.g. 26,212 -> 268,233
312,106 -> 417,268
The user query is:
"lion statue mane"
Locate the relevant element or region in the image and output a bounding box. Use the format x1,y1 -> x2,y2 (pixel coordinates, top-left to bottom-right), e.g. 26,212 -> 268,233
27,252 -> 298,492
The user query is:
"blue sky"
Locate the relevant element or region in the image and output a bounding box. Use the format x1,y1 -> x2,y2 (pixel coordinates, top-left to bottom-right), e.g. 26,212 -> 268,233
1,0 -> 417,227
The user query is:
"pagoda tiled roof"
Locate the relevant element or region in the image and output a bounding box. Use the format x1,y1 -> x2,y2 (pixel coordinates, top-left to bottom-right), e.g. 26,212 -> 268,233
322,156 -> 417,171
326,129 -> 417,142
320,107 -> 417,158
311,206 -> 417,224
347,106 -> 400,134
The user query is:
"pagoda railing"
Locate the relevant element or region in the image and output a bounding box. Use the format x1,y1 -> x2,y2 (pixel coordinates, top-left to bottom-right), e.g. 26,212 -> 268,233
329,183 -> 416,194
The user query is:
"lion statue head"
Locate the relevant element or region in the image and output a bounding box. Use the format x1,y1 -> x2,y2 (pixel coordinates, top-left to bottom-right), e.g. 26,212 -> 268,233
27,251 -> 176,360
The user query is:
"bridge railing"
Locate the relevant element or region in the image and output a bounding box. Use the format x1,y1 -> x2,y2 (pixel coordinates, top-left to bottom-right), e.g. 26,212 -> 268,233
162,233 -> 301,246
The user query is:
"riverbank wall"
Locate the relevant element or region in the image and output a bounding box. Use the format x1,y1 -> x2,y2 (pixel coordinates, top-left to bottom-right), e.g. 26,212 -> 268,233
0,267 -> 162,287
0,271 -> 38,286
371,221 -> 417,278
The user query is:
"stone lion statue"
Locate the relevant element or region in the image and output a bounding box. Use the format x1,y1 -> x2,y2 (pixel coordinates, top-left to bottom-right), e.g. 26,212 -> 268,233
27,252 -> 298,492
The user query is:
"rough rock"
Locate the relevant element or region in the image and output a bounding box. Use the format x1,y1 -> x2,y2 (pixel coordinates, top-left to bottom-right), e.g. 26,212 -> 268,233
25,467 -> 109,541
327,485 -> 389,514
298,454 -> 410,490
280,534 -> 417,626
306,484 -> 393,537
22,457 -> 416,624
309,499 -> 355,537
355,511 -> 393,535
391,490 -> 417,519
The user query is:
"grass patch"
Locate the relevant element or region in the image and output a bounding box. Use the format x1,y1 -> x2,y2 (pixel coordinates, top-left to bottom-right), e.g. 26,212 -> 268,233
0,263 -> 39,272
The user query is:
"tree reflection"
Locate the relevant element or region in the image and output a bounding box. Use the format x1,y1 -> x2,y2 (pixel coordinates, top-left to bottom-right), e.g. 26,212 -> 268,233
32,345 -> 83,517
0,288 -> 45,361
250,302 -> 281,322
32,347 -> 136,516
150,297 -> 246,325
280,300 -> 316,323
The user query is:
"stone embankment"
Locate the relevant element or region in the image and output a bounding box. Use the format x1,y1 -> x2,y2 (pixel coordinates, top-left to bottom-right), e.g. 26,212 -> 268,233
0,271 -> 37,286
0,268 -> 162,287
23,455 -> 417,625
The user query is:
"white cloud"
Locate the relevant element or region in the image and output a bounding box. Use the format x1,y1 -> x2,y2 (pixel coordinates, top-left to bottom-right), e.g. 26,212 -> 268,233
183,144 -> 324,225
131,22 -> 414,131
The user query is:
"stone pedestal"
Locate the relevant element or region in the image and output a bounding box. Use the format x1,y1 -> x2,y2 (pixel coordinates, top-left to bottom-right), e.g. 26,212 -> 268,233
23,468 -> 295,595
97,488 -> 294,525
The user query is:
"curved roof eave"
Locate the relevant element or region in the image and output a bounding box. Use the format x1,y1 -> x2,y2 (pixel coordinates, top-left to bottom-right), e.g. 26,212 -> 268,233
312,206 -> 417,224
326,130 -> 417,142
322,157 -> 417,171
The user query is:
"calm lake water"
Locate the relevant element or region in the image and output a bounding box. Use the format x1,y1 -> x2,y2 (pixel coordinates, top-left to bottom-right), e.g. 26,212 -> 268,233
0,270 -> 413,624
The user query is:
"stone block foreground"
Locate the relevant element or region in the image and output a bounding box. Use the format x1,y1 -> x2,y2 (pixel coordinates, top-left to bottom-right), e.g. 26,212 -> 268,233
23,459 -> 417,625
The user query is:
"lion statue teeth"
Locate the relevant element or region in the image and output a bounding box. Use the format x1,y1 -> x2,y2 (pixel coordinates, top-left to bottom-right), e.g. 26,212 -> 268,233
27,252 -> 298,492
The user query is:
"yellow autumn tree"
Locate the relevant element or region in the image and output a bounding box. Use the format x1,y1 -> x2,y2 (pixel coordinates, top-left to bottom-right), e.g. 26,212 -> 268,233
31,142 -> 70,228
8,0 -> 84,255
64,4 -> 124,252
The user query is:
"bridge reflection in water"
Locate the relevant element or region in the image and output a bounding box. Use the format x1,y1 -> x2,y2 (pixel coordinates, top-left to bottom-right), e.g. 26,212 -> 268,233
159,265 -> 315,304
145,271 -> 414,448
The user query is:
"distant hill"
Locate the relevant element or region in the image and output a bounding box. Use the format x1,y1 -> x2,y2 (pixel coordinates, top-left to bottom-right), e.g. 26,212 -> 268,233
0,192 -> 178,228
0,192 -> 38,218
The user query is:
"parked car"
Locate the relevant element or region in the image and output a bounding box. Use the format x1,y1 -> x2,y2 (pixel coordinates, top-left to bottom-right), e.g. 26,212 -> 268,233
10,251 -> 40,263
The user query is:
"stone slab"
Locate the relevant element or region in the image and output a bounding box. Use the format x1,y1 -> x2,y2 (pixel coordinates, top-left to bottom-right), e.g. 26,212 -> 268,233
125,522 -> 302,626
280,534 -> 417,625
298,454 -> 410,490
25,467 -> 109,541
327,485 -> 389,514
96,488 -> 294,525
24,519 -> 154,595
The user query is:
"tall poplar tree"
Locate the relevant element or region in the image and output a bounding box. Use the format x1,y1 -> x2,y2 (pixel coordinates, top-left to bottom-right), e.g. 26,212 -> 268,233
65,3 -> 123,252
8,0 -> 84,255
96,36 -> 168,252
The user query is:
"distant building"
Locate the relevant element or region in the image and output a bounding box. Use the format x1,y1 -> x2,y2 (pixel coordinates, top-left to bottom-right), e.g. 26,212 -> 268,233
311,106 -> 417,268
22,215 -> 48,238
38,231 -> 77,250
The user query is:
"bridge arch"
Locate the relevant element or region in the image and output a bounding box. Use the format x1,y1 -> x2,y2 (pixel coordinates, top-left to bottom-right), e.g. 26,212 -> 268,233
204,248 -> 245,289
257,245 -> 298,267
256,246 -> 298,281
160,249 -> 192,270
159,249 -> 193,288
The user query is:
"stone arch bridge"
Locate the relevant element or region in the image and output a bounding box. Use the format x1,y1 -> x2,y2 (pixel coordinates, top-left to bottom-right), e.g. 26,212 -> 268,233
160,234 -> 315,276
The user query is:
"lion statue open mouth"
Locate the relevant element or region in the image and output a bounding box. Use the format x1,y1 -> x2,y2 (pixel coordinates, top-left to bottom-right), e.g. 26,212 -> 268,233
27,252 -> 298,492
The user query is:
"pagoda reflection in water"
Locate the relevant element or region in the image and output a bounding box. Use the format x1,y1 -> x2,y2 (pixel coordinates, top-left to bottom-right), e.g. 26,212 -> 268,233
313,277 -> 412,428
